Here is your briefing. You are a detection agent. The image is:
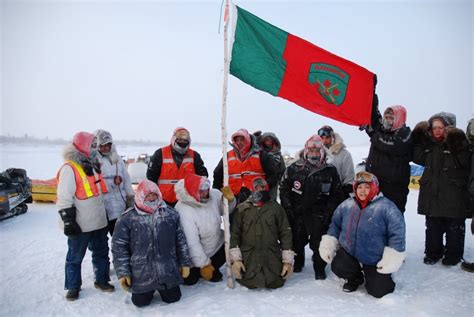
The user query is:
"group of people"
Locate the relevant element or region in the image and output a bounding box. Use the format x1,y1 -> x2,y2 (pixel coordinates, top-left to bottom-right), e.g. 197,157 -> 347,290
55,106 -> 473,305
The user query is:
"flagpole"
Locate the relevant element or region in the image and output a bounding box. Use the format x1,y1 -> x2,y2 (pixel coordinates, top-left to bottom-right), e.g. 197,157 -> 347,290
221,0 -> 234,289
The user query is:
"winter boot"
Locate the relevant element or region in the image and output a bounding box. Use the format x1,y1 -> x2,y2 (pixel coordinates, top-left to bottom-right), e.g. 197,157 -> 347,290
294,252 -> 305,273
342,278 -> 364,293
313,262 -> 327,280
461,261 -> 474,273
423,256 -> 440,265
442,256 -> 461,266
210,269 -> 223,282
66,289 -> 80,301
94,282 -> 115,292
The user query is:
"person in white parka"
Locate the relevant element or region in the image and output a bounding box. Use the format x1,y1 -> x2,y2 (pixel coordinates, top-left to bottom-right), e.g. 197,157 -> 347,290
174,173 -> 236,285
95,129 -> 134,235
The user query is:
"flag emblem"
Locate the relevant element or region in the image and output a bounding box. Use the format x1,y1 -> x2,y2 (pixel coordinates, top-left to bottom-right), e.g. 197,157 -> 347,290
308,63 -> 350,106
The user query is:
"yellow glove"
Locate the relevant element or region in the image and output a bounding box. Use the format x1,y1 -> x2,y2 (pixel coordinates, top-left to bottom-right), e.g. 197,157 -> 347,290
231,261 -> 246,279
119,276 -> 131,292
281,263 -> 293,280
221,186 -> 235,202
180,266 -> 191,279
200,264 -> 215,281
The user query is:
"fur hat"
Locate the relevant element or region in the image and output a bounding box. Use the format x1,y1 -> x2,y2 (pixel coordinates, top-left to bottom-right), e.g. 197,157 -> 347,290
72,132 -> 96,158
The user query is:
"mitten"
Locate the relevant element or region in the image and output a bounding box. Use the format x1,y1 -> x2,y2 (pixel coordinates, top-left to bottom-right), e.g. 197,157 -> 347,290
281,263 -> 293,279
237,187 -> 251,203
200,264 -> 215,281
180,266 -> 191,279
221,186 -> 235,202
376,247 -> 406,274
119,276 -> 131,292
58,207 -> 82,237
318,235 -> 339,264
231,261 -> 246,279
411,121 -> 430,146
446,127 -> 468,153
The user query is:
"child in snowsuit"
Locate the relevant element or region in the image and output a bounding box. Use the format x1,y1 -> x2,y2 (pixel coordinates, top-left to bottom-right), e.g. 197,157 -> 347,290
319,171 -> 406,298
112,180 -> 191,307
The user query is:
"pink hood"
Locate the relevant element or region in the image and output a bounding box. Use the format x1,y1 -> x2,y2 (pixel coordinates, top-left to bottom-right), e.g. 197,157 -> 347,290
385,105 -> 407,131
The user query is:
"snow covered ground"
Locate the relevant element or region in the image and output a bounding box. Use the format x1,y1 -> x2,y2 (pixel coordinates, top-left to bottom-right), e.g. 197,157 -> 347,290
0,144 -> 473,316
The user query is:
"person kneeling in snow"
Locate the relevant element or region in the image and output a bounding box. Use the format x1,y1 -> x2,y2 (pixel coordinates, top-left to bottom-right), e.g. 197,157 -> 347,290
230,177 -> 294,289
174,174 -> 236,284
319,171 -> 406,298
112,180 -> 191,307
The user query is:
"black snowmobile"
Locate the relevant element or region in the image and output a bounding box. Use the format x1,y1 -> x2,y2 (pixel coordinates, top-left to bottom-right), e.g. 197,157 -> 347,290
0,168 -> 32,221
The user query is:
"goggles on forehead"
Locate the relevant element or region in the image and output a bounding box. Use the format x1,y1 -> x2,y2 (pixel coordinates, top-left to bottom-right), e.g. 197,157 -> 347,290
317,126 -> 333,137
355,171 -> 377,184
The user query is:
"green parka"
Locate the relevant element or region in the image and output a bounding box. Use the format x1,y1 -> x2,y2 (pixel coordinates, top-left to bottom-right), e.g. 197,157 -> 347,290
230,201 -> 292,289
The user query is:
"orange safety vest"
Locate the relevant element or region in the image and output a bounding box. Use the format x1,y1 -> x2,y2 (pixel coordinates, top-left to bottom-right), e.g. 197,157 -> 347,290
57,160 -> 108,200
227,150 -> 265,195
158,145 -> 195,204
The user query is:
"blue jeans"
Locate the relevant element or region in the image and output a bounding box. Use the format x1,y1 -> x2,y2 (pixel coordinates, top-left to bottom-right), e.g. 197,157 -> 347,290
64,227 -> 110,290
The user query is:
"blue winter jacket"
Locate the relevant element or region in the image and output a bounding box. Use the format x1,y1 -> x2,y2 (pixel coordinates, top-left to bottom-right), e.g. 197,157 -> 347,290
327,194 -> 406,266
112,205 -> 191,294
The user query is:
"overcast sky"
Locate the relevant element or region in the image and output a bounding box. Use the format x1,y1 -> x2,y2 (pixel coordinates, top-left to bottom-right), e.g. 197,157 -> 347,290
1,0 -> 472,146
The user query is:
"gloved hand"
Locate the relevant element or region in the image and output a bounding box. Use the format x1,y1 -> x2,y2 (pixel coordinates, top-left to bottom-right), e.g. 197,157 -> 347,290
280,263 -> 293,279
221,186 -> 235,202
376,247 -> 406,274
200,264 -> 215,281
231,261 -> 246,279
318,235 -> 339,264
237,187 -> 251,203
126,195 -> 135,208
119,276 -> 131,292
180,266 -> 190,279
58,207 -> 82,237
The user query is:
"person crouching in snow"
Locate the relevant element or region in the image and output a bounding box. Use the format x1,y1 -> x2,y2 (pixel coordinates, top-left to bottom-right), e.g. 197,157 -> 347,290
174,174 -> 236,285
112,180 -> 191,307
319,171 -> 406,298
230,177 -> 294,289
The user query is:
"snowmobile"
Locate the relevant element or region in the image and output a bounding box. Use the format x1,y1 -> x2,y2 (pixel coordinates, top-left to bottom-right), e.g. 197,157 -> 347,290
0,168 -> 32,222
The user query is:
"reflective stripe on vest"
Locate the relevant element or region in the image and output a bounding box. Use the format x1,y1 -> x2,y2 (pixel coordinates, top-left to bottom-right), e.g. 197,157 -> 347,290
158,145 -> 195,203
57,160 -> 108,200
227,150 -> 265,195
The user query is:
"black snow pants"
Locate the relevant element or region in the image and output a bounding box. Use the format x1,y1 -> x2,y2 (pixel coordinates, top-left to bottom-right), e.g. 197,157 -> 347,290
425,216 -> 465,261
331,248 -> 395,298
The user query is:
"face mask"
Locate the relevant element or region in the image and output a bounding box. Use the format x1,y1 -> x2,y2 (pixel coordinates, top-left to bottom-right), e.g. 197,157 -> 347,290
382,118 -> 393,131
249,190 -> 270,205
143,199 -> 160,211
307,155 -> 321,165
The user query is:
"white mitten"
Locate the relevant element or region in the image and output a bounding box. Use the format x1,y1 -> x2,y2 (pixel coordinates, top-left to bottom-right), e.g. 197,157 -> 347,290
376,246 -> 406,274
318,235 -> 339,264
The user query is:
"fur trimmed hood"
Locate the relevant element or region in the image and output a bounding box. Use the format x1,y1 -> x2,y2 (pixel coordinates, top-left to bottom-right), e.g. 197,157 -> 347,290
63,143 -> 88,164
326,133 -> 346,155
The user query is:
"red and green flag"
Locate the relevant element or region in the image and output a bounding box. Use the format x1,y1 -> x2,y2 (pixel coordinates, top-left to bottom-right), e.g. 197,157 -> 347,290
229,5 -> 375,126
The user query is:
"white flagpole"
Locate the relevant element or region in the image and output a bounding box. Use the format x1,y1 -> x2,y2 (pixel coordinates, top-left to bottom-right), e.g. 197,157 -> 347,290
221,0 -> 234,289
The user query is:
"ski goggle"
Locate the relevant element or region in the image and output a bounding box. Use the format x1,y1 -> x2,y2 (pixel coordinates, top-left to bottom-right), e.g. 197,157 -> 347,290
199,179 -> 211,191
354,171 -> 378,185
317,126 -> 333,137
